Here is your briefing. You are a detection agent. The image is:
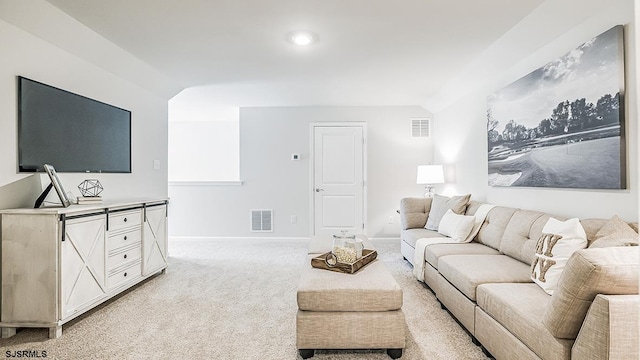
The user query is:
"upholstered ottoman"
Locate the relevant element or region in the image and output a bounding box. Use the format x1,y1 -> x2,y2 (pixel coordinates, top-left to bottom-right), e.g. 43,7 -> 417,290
296,237 -> 405,358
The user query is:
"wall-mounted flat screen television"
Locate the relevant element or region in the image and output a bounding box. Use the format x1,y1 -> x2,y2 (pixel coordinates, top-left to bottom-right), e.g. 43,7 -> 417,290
18,76 -> 131,173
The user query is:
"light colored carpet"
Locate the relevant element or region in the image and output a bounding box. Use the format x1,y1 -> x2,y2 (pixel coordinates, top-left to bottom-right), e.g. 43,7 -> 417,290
0,238 -> 489,360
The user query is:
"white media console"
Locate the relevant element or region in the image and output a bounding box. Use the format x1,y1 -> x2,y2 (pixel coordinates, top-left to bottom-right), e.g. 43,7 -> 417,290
0,198 -> 168,338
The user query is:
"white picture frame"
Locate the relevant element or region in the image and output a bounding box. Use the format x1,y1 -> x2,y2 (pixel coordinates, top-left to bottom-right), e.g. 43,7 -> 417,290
43,164 -> 71,207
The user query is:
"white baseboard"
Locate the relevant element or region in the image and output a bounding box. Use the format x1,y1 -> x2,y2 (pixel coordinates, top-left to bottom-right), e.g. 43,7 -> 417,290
169,236 -> 310,241
169,236 -> 400,241
168,181 -> 243,186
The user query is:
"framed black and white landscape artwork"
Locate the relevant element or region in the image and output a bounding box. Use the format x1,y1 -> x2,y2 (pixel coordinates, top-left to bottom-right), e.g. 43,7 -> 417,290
487,25 -> 625,189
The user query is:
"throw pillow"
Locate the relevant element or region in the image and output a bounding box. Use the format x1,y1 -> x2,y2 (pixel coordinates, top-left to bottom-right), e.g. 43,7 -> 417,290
530,217 -> 587,295
589,215 -> 638,248
437,209 -> 475,242
424,193 -> 471,230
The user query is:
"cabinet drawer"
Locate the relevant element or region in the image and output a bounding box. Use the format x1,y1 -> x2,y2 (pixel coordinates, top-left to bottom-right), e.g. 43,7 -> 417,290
107,246 -> 141,271
108,262 -> 141,289
109,210 -> 142,232
108,229 -> 141,252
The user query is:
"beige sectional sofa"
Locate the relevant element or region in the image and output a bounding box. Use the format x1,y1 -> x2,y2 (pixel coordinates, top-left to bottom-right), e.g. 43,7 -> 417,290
400,197 -> 639,360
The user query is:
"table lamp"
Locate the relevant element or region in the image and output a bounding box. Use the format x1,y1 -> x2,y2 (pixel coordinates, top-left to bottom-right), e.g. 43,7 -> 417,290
417,165 -> 444,198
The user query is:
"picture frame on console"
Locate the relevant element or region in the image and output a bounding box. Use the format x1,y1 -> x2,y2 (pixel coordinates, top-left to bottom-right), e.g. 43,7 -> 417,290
34,164 -> 71,208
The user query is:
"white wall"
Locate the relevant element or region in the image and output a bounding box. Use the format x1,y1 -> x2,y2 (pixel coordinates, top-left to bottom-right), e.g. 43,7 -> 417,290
168,121 -> 240,181
635,0 -> 640,225
168,89 -> 240,181
0,12 -> 170,209
169,106 -> 433,238
434,0 -> 638,221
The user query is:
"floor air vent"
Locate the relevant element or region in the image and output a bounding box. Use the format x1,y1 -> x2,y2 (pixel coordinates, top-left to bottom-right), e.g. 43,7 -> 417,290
250,209 -> 273,232
411,118 -> 431,138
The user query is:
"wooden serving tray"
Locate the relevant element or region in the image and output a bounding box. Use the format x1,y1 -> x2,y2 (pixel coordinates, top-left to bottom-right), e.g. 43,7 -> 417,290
311,249 -> 378,274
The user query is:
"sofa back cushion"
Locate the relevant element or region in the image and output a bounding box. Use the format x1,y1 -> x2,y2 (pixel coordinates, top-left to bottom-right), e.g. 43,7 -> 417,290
500,210 -> 566,264
400,197 -> 432,230
474,206 -> 518,250
543,247 -> 639,339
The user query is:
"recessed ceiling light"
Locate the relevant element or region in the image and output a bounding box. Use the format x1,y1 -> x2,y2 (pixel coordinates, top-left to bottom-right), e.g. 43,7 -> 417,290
289,31 -> 316,46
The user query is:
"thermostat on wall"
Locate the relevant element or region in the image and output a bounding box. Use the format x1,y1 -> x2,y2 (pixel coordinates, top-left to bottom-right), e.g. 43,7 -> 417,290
291,154 -> 300,160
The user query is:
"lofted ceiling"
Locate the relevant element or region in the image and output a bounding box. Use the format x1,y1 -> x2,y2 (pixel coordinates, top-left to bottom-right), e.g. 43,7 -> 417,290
45,0 -> 544,107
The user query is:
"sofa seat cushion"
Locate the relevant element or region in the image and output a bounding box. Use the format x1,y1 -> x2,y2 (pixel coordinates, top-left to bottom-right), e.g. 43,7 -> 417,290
401,228 -> 442,248
477,283 -> 573,360
438,255 -> 532,301
425,243 -> 500,269
297,257 -> 402,312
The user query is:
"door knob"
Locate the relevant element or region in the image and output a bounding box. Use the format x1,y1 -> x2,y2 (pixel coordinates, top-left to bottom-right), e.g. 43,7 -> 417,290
315,188 -> 324,192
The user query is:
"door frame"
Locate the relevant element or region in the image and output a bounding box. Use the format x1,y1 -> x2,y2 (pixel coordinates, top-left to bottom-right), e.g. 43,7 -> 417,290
309,122 -> 368,237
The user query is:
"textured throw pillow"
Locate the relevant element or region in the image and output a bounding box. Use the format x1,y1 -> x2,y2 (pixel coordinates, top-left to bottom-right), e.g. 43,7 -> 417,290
424,194 -> 471,230
589,215 -> 638,248
530,217 -> 587,295
437,209 -> 475,242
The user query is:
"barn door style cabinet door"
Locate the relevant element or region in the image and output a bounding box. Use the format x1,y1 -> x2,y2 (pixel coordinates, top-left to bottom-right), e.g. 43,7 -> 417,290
143,203 -> 168,276
61,214 -> 107,323
0,199 -> 168,339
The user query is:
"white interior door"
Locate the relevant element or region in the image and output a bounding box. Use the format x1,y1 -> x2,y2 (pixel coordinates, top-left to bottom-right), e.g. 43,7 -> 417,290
313,125 -> 365,237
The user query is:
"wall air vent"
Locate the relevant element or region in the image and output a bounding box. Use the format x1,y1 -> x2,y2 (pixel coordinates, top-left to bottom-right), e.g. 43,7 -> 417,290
250,209 -> 273,232
411,118 -> 431,138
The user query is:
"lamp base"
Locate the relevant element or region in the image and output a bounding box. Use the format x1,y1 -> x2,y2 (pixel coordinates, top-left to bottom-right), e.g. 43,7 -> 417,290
424,185 -> 435,198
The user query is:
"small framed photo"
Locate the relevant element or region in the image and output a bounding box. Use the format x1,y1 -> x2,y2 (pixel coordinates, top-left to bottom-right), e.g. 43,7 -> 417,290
44,164 -> 71,207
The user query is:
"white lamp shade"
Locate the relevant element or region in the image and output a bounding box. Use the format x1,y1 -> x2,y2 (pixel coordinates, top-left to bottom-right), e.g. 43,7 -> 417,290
417,165 -> 444,184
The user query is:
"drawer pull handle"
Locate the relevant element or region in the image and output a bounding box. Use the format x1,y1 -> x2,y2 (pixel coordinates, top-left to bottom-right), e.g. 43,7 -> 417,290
124,254 -> 128,259
124,236 -> 128,240
124,218 -> 128,222
124,272 -> 127,277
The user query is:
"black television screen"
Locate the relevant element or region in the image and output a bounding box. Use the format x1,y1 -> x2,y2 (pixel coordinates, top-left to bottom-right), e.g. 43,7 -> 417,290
18,76 -> 131,173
